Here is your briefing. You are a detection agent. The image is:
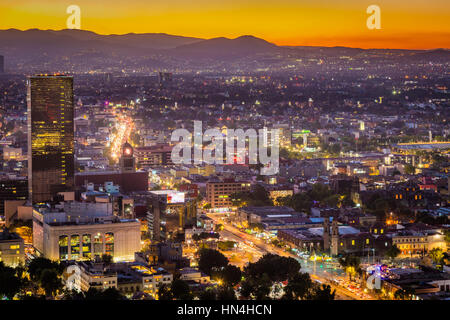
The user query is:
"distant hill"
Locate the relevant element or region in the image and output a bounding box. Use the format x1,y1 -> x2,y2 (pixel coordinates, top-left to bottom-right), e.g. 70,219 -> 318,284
0,28 -> 203,50
47,29 -> 203,50
0,29 -> 204,72
0,29 -> 448,73
169,35 -> 282,59
409,48 -> 450,61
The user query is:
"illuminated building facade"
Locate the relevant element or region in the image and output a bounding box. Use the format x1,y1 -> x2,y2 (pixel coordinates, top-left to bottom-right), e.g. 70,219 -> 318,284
135,144 -> 173,167
113,263 -> 173,297
206,179 -> 251,209
75,261 -> 117,292
32,204 -> 140,262
2,147 -> 24,161
27,75 -> 74,203
273,123 -> 291,147
392,231 -> 447,256
0,229 -> 25,267
66,261 -> 172,297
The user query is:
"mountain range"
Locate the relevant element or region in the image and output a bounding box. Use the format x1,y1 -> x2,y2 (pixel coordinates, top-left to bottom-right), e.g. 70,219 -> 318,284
0,29 -> 448,73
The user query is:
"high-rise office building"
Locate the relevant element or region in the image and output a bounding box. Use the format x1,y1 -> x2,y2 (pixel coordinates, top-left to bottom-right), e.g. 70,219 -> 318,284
0,55 -> 4,73
27,75 -> 75,203
0,177 -> 28,216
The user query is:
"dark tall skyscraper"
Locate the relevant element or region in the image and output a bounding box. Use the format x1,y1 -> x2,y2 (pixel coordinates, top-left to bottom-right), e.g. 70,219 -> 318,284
0,55 -> 4,73
27,75 -> 75,203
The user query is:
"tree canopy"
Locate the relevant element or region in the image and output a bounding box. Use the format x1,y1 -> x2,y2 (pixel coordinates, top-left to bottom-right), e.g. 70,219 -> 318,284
198,248 -> 229,275
244,253 -> 300,282
158,279 -> 193,300
0,262 -> 24,299
231,184 -> 273,207
385,245 -> 401,260
282,272 -> 314,300
275,183 -> 348,214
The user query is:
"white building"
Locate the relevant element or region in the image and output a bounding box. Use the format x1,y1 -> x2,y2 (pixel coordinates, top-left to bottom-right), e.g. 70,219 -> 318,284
178,267 -> 210,284
32,203 -> 140,262
64,260 -> 118,292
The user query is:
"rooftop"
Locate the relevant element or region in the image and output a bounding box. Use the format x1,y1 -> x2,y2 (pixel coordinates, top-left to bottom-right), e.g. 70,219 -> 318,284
239,206 -> 297,216
0,229 -> 22,241
309,225 -> 360,237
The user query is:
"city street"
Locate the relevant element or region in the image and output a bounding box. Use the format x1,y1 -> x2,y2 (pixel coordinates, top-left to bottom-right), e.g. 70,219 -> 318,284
110,113 -> 133,161
207,211 -> 375,300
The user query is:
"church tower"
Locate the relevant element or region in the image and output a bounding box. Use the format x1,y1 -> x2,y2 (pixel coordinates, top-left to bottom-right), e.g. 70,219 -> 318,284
120,142 -> 135,173
323,217 -> 331,252
330,218 -> 339,256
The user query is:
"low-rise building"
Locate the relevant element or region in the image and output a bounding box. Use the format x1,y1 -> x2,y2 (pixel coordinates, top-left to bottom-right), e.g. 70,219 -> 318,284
112,263 -> 173,297
206,178 -> 251,209
381,268 -> 450,299
178,267 -> 210,284
2,146 -> 25,161
277,229 -> 323,251
70,260 -> 118,292
237,206 -> 305,225
32,203 -> 141,262
135,144 -> 173,167
64,260 -> 172,298
392,228 -> 447,256
0,229 -> 25,266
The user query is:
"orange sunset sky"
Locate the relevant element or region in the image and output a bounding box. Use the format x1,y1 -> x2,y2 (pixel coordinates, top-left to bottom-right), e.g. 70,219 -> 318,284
0,0 -> 449,49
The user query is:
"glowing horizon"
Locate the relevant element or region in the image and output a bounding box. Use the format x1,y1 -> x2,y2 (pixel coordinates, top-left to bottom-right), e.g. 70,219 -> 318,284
1,0 -> 449,49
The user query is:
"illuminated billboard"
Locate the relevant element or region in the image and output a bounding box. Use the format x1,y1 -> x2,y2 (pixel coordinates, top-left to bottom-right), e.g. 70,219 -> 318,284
151,190 -> 186,204
166,192 -> 185,204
